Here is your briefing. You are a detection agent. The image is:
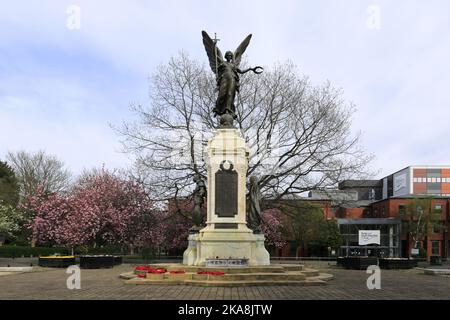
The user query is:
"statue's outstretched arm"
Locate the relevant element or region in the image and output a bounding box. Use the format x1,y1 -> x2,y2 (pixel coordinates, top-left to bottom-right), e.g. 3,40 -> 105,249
237,66 -> 264,75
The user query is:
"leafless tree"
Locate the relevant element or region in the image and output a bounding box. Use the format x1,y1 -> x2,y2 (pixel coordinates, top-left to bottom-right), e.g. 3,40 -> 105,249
114,52 -> 374,204
7,150 -> 71,200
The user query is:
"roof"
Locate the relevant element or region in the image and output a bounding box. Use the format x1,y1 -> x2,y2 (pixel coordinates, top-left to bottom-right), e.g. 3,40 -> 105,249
338,180 -> 382,189
337,218 -> 401,225
371,195 -> 450,205
308,189 -> 358,201
339,200 -> 376,208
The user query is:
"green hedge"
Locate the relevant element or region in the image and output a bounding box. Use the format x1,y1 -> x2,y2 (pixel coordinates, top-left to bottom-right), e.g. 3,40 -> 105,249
0,245 -> 69,258
75,245 -> 125,255
0,245 -> 159,258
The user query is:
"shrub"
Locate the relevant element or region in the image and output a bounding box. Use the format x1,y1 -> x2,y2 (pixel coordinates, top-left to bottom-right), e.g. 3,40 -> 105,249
0,245 -> 69,258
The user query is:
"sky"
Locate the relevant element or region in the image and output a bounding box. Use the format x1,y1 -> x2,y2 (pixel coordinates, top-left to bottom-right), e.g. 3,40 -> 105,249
1,0 -> 450,179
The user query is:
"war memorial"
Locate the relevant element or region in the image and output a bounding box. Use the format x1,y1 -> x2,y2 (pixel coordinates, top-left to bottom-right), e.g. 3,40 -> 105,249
119,31 -> 332,286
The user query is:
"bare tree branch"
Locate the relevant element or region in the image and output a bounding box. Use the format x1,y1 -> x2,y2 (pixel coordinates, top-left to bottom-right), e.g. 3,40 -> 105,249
113,52 -> 374,203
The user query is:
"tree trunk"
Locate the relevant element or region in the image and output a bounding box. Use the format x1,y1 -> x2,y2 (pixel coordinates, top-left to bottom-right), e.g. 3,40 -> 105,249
295,246 -> 300,259
408,232 -> 412,259
302,242 -> 308,257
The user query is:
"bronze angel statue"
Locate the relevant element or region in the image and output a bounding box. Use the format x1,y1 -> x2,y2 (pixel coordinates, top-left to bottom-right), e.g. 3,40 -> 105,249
202,31 -> 263,124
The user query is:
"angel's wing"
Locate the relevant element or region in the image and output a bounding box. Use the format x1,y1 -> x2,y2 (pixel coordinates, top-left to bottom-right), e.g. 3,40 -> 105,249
234,34 -> 252,67
202,31 -> 223,75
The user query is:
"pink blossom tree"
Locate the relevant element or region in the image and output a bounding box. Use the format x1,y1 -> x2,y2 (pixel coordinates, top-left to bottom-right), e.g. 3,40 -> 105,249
261,208 -> 287,249
26,169 -> 288,255
26,170 -> 159,252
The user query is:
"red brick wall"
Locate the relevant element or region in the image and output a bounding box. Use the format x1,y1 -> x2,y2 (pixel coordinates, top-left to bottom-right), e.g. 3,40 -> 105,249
336,207 -> 365,219
372,198 -> 448,259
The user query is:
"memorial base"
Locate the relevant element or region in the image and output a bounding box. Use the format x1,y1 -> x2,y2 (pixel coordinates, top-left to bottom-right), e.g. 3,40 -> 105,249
183,228 -> 270,266
121,263 -> 334,287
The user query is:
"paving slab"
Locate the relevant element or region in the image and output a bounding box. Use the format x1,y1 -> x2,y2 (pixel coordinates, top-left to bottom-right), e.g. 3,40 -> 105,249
0,263 -> 449,300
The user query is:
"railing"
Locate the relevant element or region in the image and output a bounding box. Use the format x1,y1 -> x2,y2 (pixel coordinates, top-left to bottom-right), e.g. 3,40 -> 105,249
270,256 -> 337,261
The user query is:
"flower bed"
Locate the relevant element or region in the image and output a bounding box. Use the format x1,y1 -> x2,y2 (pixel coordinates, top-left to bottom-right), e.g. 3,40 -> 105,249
170,270 -> 186,274
340,257 -> 378,270
134,266 -> 167,275
38,256 -> 76,268
378,258 -> 417,269
79,255 -> 115,269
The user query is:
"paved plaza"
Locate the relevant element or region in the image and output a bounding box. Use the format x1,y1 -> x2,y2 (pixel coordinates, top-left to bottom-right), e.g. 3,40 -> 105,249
0,261 -> 449,300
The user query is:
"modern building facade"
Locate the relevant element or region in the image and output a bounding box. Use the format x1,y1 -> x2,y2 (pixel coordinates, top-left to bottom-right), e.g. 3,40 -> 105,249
381,166 -> 450,198
275,166 -> 450,260
333,166 -> 450,260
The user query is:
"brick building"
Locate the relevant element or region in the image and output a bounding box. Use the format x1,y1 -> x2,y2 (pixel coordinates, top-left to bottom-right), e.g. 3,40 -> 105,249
272,166 -> 450,259
300,166 -> 450,260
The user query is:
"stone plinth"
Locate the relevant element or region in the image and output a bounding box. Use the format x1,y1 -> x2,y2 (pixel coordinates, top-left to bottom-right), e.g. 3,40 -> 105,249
183,128 -> 270,266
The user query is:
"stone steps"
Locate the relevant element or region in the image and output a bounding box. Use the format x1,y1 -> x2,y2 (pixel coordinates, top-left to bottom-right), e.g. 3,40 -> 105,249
145,272 -> 307,281
121,271 -> 333,287
183,279 -> 327,287
138,263 -> 300,274
125,277 -> 329,287
121,263 -> 332,287
280,265 -> 304,272
299,268 -> 320,277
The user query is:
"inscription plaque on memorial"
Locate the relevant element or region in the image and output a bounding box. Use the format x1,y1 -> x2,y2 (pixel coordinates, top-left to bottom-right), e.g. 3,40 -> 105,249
215,161 -> 238,217
205,258 -> 249,267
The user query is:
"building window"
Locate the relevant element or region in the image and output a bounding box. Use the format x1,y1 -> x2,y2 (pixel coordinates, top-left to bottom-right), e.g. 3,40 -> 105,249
398,205 -> 406,214
413,177 -> 418,183
435,204 -> 442,213
432,224 -> 439,234
432,221 -> 444,234
431,241 -> 440,256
